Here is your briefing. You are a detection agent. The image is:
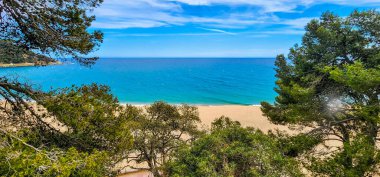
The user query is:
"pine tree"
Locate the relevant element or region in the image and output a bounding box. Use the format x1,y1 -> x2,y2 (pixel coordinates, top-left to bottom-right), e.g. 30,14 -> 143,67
261,10 -> 380,176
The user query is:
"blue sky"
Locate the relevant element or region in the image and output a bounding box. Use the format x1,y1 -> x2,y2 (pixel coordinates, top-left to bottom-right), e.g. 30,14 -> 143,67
90,0 -> 380,58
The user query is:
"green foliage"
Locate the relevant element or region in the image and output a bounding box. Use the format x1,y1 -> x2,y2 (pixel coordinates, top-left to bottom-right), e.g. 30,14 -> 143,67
0,1 -> 115,176
270,131 -> 321,157
40,84 -> 133,155
165,117 -> 303,177
0,0 -> 104,64
128,101 -> 201,177
0,138 -> 111,177
211,116 -> 241,130
310,135 -> 380,177
0,83 -> 136,176
325,61 -> 380,94
0,40 -> 56,64
261,10 -> 380,176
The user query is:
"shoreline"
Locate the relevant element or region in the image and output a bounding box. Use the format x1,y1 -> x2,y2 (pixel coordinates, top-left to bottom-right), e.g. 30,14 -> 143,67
120,102 -> 262,107
0,61 -> 62,68
0,99 -> 285,133
0,100 -> 284,132
126,103 -> 293,133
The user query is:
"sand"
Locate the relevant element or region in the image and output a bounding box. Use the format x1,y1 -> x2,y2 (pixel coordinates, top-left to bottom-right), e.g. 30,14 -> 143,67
0,61 -> 62,68
133,104 -> 294,133
197,105 -> 293,133
0,63 -> 35,67
0,101 -> 305,176
1,102 -> 283,133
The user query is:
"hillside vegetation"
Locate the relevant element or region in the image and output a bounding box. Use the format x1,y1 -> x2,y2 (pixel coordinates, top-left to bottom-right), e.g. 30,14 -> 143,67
0,40 -> 55,65
0,0 -> 379,176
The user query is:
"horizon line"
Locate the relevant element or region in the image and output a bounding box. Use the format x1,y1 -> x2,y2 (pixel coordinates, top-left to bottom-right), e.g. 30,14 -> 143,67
94,56 -> 278,59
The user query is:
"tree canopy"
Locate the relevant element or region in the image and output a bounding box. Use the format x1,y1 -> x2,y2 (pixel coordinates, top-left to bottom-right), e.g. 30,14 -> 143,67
0,1 -> 129,176
0,40 -> 56,64
41,84 -> 134,156
0,81 -> 134,176
0,0 -> 103,64
165,117 -> 303,177
261,10 -> 380,176
0,142 -> 111,176
127,102 -> 201,177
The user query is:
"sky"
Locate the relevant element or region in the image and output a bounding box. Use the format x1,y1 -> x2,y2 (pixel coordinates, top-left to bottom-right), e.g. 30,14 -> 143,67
90,0 -> 380,58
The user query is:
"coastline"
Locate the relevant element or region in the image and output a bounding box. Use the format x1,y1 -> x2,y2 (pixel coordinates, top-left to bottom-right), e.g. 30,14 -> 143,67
0,61 -> 62,68
119,100 -> 261,107
125,103 -> 293,133
0,99 -> 288,133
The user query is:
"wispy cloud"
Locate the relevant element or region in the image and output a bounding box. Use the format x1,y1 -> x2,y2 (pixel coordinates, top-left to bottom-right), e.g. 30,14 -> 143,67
92,2 -> 272,29
91,0 -> 380,30
91,0 -> 380,57
170,0 -> 302,12
92,20 -> 167,29
105,28 -> 306,38
280,17 -> 316,29
198,27 -> 236,35
107,32 -> 237,37
170,0 -> 380,13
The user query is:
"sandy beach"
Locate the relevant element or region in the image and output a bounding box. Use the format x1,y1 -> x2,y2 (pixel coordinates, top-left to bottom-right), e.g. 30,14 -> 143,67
0,61 -> 62,68
196,105 -> 291,133
2,101 -> 283,133
132,104 -> 293,133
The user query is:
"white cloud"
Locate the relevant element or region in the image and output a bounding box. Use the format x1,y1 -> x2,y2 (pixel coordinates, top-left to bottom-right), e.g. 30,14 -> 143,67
170,0 -> 380,8
106,32 -> 237,37
170,0 -> 380,12
170,0 -> 303,12
280,17 -> 316,29
322,0 -> 380,6
260,29 -> 306,35
91,0 -> 380,29
104,28 -> 306,37
92,20 -> 167,29
93,1 -> 286,29
198,27 -> 236,35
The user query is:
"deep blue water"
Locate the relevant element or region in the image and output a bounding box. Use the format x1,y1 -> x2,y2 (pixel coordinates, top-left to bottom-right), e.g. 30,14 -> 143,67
0,58 -> 277,105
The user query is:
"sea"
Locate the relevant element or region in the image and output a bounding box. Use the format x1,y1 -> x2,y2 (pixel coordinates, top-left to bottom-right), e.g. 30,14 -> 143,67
0,58 -> 277,105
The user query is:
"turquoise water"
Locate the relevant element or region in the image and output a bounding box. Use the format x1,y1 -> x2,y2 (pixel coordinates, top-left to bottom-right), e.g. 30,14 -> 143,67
0,58 -> 277,105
